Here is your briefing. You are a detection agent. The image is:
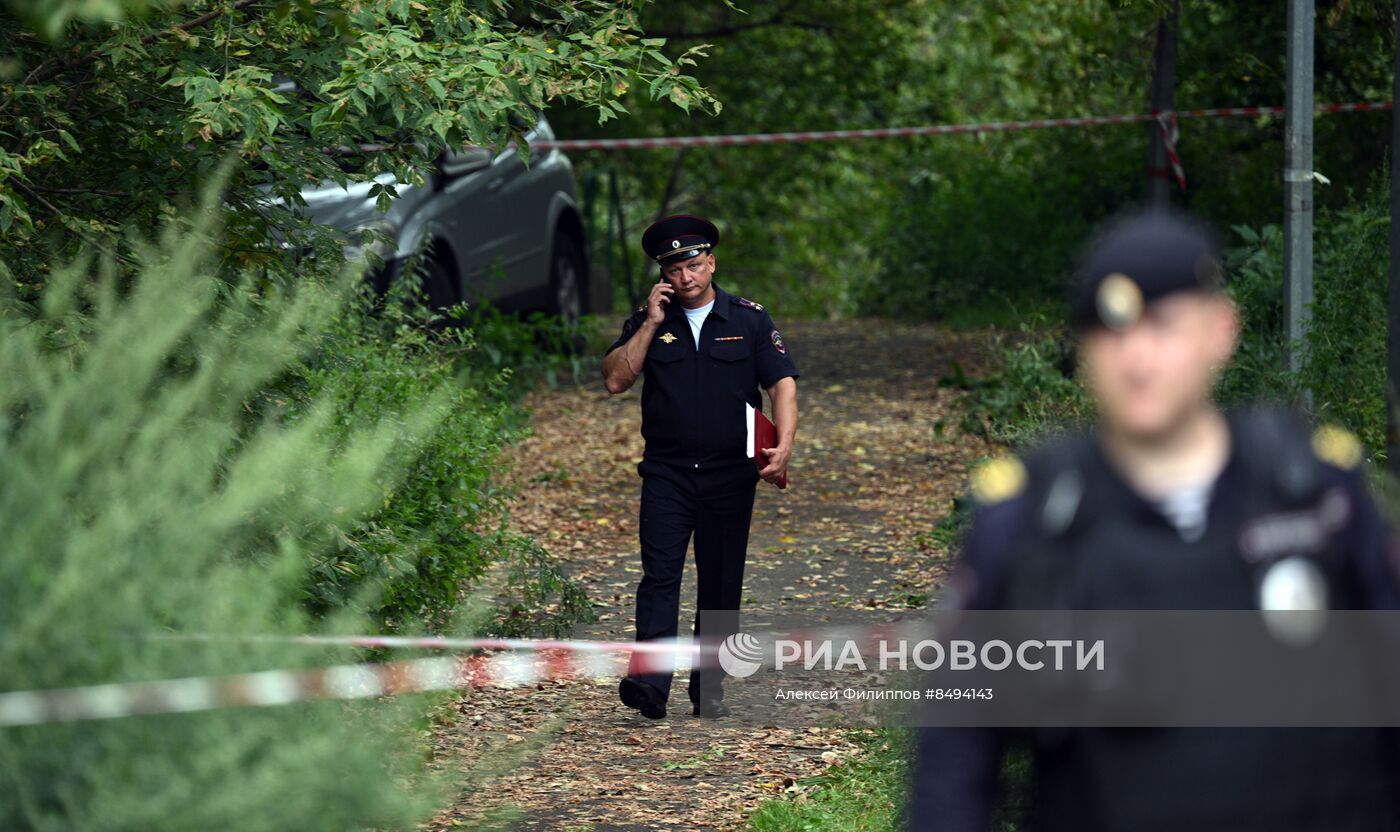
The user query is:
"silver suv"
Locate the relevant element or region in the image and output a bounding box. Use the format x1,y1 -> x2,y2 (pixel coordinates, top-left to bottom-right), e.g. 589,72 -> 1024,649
291,113 -> 590,321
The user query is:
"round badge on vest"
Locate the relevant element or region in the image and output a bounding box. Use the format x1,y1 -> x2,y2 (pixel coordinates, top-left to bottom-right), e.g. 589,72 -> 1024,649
1258,556 -> 1329,645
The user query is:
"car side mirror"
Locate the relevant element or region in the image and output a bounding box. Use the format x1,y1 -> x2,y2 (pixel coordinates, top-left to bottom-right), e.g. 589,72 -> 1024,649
437,146 -> 492,180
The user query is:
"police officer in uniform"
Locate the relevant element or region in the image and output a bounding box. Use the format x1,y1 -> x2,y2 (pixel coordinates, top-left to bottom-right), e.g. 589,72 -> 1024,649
602,215 -> 799,719
908,210 -> 1400,830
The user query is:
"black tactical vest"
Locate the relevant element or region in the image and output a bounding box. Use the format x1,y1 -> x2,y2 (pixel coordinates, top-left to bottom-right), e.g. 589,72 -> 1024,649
996,408 -> 1400,832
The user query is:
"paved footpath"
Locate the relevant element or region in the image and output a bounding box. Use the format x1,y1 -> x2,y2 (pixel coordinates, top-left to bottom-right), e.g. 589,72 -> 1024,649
425,319 -> 1000,831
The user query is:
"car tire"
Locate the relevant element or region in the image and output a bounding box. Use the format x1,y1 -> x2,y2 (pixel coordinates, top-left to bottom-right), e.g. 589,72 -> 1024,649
550,232 -> 588,353
413,245 -> 461,313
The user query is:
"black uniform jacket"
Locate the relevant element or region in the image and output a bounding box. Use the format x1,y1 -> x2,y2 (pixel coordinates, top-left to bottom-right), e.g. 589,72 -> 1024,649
908,410 -> 1400,832
607,285 -> 798,469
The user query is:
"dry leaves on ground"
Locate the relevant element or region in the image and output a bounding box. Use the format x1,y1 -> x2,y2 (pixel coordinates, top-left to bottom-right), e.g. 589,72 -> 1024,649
425,319 -> 1001,831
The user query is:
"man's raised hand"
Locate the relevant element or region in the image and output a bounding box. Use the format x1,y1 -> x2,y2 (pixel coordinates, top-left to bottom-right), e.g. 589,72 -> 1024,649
646,281 -> 673,325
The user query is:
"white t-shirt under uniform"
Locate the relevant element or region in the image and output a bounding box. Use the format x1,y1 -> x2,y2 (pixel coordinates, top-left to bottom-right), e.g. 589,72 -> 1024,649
1153,480 -> 1215,543
682,299 -> 715,348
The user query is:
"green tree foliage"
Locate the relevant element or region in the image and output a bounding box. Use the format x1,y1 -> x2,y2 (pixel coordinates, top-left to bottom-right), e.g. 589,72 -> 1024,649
555,0 -> 926,315
0,193 -> 453,829
1175,0 -> 1394,229
1,0 -> 706,633
853,1 -> 1156,320
551,0 -> 1392,320
0,0 -> 718,280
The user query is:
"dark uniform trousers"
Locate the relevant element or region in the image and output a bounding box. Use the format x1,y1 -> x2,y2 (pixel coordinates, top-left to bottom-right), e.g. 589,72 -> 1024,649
630,458 -> 758,703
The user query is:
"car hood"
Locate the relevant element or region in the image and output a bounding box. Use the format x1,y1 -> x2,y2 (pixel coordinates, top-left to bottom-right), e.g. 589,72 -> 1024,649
263,173 -> 410,232
259,170 -> 414,231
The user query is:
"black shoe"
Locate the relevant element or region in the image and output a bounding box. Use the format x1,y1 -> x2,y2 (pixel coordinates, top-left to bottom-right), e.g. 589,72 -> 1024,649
619,677 -> 667,720
692,698 -> 731,718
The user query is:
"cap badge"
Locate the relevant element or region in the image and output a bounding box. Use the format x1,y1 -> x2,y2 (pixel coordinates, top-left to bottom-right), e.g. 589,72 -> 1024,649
671,239 -> 681,249
1097,272 -> 1144,330
659,332 -> 677,344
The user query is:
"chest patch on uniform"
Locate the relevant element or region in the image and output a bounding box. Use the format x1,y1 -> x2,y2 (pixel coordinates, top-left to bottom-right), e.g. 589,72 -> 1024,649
770,329 -> 787,355
659,332 -> 677,344
735,297 -> 765,312
1238,487 -> 1352,563
714,335 -> 744,342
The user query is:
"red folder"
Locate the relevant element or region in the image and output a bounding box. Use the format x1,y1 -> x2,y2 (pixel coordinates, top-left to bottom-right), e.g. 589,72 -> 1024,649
746,404 -> 788,489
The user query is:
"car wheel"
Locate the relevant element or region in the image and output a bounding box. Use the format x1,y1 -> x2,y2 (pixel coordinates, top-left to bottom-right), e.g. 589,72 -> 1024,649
413,246 -> 461,312
550,233 -> 588,353
551,233 -> 587,325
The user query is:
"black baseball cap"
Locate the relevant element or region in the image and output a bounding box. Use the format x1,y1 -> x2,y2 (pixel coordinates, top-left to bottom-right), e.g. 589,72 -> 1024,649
1071,209 -> 1225,331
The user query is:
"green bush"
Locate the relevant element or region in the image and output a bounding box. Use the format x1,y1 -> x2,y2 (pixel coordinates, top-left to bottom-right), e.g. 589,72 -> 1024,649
0,198 -> 446,829
942,323 -> 1091,448
1220,182 -> 1390,454
454,303 -> 596,396
282,280 -> 521,631
954,181 -> 1390,456
257,256 -> 595,633
0,182 -> 601,827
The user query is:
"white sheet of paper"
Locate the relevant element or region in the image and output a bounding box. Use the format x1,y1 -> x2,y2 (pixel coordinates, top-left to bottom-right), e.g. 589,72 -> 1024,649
745,403 -> 756,459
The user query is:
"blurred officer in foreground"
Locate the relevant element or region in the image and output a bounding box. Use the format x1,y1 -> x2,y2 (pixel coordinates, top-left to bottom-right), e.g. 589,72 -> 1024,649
601,215 -> 799,719
908,210 -> 1400,831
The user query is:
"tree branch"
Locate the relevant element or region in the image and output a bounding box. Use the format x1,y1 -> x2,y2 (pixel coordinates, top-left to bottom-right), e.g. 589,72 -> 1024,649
26,184 -> 129,197
153,0 -> 260,44
22,0 -> 262,87
9,180 -> 136,264
653,147 -> 689,223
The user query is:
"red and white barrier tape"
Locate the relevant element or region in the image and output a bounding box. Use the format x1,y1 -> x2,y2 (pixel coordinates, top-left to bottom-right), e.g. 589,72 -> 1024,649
151,632 -> 695,655
1154,112 -> 1187,191
530,101 -> 1392,152
1,623 -> 928,727
0,642 -> 689,728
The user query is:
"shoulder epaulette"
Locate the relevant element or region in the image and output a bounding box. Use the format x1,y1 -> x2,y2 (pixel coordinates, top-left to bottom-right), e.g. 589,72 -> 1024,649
1311,423 -> 1362,470
970,455 -> 1027,505
734,296 -> 765,312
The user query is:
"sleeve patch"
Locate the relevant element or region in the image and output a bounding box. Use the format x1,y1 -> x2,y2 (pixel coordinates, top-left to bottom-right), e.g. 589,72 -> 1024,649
607,310 -> 645,354
770,329 -> 786,355
970,456 -> 1027,505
